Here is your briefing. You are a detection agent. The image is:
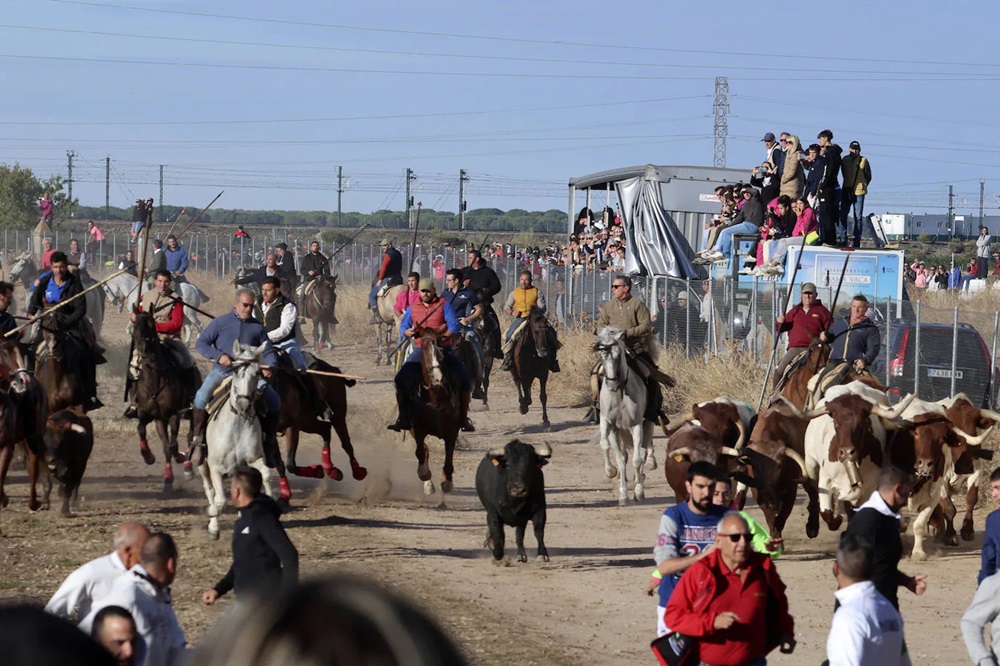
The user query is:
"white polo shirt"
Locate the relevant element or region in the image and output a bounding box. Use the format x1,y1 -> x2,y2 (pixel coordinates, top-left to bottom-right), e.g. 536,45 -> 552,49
827,580 -> 911,666
45,551 -> 128,623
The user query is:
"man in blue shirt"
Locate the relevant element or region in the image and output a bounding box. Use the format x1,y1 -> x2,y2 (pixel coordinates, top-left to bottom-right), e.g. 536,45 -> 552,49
647,460 -> 728,638
189,288 -> 281,469
164,234 -> 190,282
979,468 -> 1000,585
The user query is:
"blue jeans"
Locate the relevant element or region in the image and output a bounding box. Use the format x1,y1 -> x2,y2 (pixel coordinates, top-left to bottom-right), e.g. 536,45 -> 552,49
715,221 -> 758,259
277,341 -> 308,371
841,191 -> 866,242
505,318 -> 526,343
368,280 -> 385,310
195,367 -> 280,412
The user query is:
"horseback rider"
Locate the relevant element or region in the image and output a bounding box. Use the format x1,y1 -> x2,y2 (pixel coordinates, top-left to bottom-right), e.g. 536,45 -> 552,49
500,271 -> 560,373
235,253 -> 283,292
387,278 -> 475,433
394,272 -> 422,320
819,294 -> 880,374
255,276 -> 334,423
124,269 -> 200,418
442,268 -> 485,388
274,243 -> 297,291
772,281 -> 832,388
26,251 -> 106,411
594,275 -> 672,424
368,239 -> 403,323
164,234 -> 189,284
146,239 -> 166,280
462,249 -> 502,360
296,240 -> 329,300
188,288 -> 282,469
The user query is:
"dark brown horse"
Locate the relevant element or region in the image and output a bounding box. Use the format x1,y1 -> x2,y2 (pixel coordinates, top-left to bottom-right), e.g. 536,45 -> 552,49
36,314 -> 95,413
302,274 -> 338,351
275,355 -> 367,487
0,335 -> 49,517
131,310 -> 199,489
510,308 -> 554,425
408,331 -> 461,496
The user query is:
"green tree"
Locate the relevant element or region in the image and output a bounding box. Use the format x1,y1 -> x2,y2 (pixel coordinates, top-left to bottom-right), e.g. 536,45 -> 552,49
0,164 -> 76,229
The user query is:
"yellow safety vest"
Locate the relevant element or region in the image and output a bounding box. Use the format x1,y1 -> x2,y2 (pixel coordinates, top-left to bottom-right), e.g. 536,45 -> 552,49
513,287 -> 539,314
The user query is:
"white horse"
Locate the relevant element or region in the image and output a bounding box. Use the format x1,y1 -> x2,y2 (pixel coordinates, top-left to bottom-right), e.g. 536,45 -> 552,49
103,272 -> 208,343
8,251 -> 104,335
198,341 -> 272,539
594,326 -> 653,506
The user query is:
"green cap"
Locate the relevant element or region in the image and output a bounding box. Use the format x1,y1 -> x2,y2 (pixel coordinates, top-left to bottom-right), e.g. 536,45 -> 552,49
418,278 -> 435,292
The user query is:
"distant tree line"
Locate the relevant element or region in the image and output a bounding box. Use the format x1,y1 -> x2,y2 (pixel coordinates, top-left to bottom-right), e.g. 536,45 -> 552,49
71,204 -> 568,233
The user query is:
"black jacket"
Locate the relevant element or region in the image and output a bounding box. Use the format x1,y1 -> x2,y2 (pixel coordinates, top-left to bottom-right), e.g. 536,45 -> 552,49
805,156 -> 825,197
235,266 -> 281,291
214,495 -> 299,598
28,273 -> 85,326
299,251 -> 329,280
146,249 -> 167,277
842,505 -> 903,609
819,144 -> 843,191
464,264 -> 502,304
731,191 -> 765,228
826,316 -> 880,365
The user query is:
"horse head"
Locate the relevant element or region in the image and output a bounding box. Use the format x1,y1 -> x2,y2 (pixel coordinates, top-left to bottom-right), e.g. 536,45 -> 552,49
315,274 -> 338,308
229,340 -> 266,417
594,326 -> 628,385
419,331 -> 445,388
527,307 -> 549,358
132,307 -> 160,357
9,252 -> 35,287
38,314 -> 65,360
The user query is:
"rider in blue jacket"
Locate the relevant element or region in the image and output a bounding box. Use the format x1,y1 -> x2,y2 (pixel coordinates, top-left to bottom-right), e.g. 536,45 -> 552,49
164,234 -> 190,280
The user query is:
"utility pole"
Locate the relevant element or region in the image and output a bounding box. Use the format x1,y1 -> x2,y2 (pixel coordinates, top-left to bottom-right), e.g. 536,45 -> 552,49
405,168 -> 415,228
980,180 -> 986,233
105,156 -> 110,221
66,150 -> 76,219
459,169 -> 468,231
948,185 -> 955,239
337,165 -> 343,227
713,76 -> 729,168
158,165 -> 164,222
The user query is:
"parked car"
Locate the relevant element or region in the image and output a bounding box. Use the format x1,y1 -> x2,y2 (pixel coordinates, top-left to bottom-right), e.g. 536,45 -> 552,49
870,320 -> 999,407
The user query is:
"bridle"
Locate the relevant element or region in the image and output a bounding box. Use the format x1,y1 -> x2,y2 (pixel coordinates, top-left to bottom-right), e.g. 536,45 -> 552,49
595,339 -> 629,390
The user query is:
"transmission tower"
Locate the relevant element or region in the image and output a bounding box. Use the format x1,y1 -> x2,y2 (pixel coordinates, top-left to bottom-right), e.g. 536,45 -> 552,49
713,77 -> 729,168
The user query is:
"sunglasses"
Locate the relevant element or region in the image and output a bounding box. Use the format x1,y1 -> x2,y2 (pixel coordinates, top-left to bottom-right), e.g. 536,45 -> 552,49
802,291 -> 816,295
611,284 -> 626,289
719,533 -> 752,543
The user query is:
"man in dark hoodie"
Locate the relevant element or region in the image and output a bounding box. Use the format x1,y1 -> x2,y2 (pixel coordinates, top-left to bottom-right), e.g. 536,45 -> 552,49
820,294 -> 880,372
697,188 -> 764,263
816,129 -> 844,246
202,465 -> 298,606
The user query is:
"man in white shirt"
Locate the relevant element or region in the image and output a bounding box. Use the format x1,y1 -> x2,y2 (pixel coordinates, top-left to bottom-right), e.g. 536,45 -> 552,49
45,522 -> 149,623
827,533 -> 911,666
961,569 -> 1000,665
81,532 -> 187,666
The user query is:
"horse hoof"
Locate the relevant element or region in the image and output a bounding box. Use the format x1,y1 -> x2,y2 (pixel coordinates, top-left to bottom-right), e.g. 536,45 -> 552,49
962,528 -> 976,542
492,557 -> 510,568
827,516 -> 843,531
538,554 -> 550,562
417,464 -> 432,482
519,404 -> 529,415
634,490 -> 645,503
646,457 -> 658,471
516,554 -> 527,563
208,529 -> 219,541
28,500 -> 41,512
172,450 -> 187,465
423,480 -> 435,495
0,494 -> 8,509
807,523 -> 819,539
182,463 -> 194,481
618,497 -> 629,507
945,535 -> 960,547
441,479 -> 453,493
605,467 -> 618,479
911,550 -> 927,562
139,443 -> 155,465
326,466 -> 344,481
163,480 -> 173,493
279,479 -> 292,503
350,463 -> 368,481
294,465 -> 325,479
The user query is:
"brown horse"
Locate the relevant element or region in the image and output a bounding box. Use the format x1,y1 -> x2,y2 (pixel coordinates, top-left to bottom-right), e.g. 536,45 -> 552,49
510,308 -> 554,425
275,355 -> 368,487
407,331 -> 461,495
131,310 -> 199,489
301,274 -> 339,351
779,340 -> 830,410
36,314 -> 95,413
0,335 -> 49,518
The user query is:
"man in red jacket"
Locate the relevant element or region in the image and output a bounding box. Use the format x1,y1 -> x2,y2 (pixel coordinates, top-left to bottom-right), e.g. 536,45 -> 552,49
664,512 -> 795,666
772,281 -> 832,387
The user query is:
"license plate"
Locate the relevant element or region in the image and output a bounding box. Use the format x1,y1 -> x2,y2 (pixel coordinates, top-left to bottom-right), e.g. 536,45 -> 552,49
927,368 -> 963,379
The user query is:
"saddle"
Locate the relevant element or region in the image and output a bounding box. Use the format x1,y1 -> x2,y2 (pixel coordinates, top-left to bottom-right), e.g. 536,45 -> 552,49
773,348 -> 810,392
206,376 -> 233,420
805,362 -> 852,406
302,280 -> 318,298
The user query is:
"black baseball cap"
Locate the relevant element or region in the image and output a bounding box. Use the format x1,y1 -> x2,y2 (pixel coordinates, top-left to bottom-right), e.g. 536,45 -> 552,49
849,141 -> 861,150
761,132 -> 776,142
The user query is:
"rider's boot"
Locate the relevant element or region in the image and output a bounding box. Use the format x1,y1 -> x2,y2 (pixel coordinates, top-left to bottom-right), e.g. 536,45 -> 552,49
369,306 -> 381,325
260,411 -> 282,469
549,353 -> 561,373
313,396 -> 334,423
123,381 -> 138,419
460,390 -> 475,432
188,408 -> 209,467
500,350 -> 514,371
386,390 -> 412,432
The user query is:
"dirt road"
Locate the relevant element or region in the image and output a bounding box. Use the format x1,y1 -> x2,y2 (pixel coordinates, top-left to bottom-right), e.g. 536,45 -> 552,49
0,304 -> 989,665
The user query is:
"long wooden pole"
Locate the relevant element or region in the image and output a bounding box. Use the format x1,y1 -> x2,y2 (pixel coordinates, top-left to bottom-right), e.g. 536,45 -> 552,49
7,269 -> 127,337
327,223 -> 370,261
262,366 -> 366,381
163,208 -> 187,239
409,202 -> 422,272
174,191 -> 224,241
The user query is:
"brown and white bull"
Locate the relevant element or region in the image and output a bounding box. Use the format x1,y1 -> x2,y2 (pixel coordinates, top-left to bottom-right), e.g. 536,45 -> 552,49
804,382 -> 913,533
669,398 -> 756,451
889,397 -> 992,560
665,422 -> 751,503
743,398 -> 820,540
936,394 -> 999,542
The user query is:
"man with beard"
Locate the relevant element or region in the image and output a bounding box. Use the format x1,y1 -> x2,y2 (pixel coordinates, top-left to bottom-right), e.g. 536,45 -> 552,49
462,250 -> 502,360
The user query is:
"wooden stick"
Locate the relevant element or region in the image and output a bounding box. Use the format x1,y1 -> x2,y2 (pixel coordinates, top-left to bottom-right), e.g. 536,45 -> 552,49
174,191 -> 224,241
262,366 -> 366,381
327,223 -> 370,261
7,269 -> 127,337
135,212 -> 153,305
163,208 -> 187,239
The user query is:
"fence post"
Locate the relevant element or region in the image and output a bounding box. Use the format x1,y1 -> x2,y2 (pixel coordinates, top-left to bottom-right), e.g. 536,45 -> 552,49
885,298 -> 891,389
751,276 -> 759,365
914,300 -> 921,397
951,305 -> 960,397
992,312 -> 999,409
685,277 -> 691,359
112,233 -> 117,266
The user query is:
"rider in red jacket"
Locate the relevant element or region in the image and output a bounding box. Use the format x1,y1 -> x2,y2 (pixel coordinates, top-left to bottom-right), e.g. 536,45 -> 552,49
772,281 -> 832,387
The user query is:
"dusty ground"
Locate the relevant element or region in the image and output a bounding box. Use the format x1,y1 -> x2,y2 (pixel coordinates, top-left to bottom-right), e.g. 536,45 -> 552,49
0,283 -> 991,665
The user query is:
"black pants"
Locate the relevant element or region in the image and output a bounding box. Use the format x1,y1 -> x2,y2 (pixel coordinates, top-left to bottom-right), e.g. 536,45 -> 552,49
818,187 -> 840,244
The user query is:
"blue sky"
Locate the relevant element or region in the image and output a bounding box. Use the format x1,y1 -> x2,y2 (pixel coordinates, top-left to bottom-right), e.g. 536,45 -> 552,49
3,0 -> 1000,216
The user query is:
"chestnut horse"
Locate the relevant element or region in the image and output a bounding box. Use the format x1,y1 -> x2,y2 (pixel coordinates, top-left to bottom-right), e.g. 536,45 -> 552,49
778,339 -> 886,410
510,308 -> 555,425
0,335 -> 49,520
407,331 -> 461,496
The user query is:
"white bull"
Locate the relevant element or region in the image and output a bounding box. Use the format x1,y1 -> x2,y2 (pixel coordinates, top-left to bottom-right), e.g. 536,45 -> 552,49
804,381 -> 912,533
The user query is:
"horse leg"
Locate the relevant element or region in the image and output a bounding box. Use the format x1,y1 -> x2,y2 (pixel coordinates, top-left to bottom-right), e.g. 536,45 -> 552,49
171,414 -> 193,481
441,434 -> 456,494
0,445 -> 12,510
415,434 -> 434,495
539,373 -> 549,425
286,427 -> 323,480
26,448 -> 44,512
375,323 -> 383,366
320,428 -> 345,481
198,459 -> 219,539
154,419 -> 174,491
137,414 -> 156,465
330,413 -> 364,480
515,373 -> 529,416
599,419 -> 617,479
632,423 -> 651,502
250,458 -> 274,499
208,465 -> 228,540
607,427 -> 629,506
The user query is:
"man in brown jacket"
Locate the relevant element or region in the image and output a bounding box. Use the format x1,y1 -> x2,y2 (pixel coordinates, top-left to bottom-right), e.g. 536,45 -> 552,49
593,275 -> 673,424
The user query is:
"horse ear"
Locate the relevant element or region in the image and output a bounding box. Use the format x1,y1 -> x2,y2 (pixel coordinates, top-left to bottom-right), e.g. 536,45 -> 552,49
255,341 -> 268,358
232,339 -> 242,357
332,274 -> 338,283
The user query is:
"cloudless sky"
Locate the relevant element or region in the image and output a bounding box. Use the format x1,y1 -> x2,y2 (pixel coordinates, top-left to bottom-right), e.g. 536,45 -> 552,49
3,0 -> 1000,218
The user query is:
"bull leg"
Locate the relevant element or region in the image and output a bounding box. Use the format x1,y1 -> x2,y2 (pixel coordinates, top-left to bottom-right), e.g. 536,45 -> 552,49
910,504 -> 936,561
963,483 -> 980,541
137,415 -> 156,465
532,506 -> 549,562
487,511 -> 506,564
26,448 -> 43,512
938,496 -> 959,547
0,445 -> 12,509
514,523 -> 528,563
154,419 -> 173,491
539,374 -> 549,426
773,487 -> 799,540
60,477 -> 74,518
441,435 -> 456,494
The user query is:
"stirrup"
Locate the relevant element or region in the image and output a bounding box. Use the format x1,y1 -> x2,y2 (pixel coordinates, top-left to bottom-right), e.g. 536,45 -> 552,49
387,418 -> 410,432
461,417 -> 476,432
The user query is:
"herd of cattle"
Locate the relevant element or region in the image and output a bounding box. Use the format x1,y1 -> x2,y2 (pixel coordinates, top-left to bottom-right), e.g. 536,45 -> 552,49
664,386 -> 998,560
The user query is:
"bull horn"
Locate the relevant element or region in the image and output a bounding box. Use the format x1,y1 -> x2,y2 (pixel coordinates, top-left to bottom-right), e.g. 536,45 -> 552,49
734,420 -> 747,451
486,447 -> 506,458
669,447 -> 693,460
776,395 -> 808,420
953,425 -> 994,447
873,393 -> 915,421
69,424 -> 87,434
720,446 -> 741,457
804,405 -> 829,420
666,411 -> 693,433
980,408 -> 1000,425
532,443 -> 553,458
783,448 -> 807,473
